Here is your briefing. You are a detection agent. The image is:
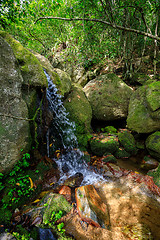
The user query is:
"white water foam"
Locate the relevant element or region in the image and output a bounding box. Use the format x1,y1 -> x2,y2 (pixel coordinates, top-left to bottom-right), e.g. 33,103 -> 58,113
45,70 -> 105,186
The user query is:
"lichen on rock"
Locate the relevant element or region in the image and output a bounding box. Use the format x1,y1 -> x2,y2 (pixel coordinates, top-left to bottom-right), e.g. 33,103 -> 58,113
83,73 -> 133,121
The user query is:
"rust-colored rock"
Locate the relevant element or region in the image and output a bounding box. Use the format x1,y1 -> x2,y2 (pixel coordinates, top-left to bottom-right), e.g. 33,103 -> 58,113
75,185 -> 110,228
59,185 -> 72,202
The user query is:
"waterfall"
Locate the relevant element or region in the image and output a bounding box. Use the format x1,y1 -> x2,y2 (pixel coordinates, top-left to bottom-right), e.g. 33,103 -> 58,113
45,70 -> 104,185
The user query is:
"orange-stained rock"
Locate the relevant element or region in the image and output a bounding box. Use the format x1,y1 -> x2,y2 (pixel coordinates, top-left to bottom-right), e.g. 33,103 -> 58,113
59,185 -> 71,202
75,185 -> 110,228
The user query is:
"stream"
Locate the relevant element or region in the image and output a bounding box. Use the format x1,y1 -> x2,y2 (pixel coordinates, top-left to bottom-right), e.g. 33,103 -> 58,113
45,70 -> 105,186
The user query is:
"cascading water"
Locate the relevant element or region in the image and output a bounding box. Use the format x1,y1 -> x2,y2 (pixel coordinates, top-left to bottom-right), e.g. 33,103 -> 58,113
45,70 -> 104,185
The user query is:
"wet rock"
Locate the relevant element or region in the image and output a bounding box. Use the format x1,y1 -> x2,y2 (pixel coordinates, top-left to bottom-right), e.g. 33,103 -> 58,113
89,134 -> 119,156
118,130 -> 138,155
64,173 -> 83,188
64,172 -> 160,239
38,228 -> 57,240
42,168 -> 60,190
64,84 -> 92,133
140,155 -> 159,171
59,185 -> 71,202
0,232 -> 17,240
22,192 -> 72,227
75,185 -> 110,228
146,131 -> 160,160
120,223 -> 153,239
148,164 -> 160,188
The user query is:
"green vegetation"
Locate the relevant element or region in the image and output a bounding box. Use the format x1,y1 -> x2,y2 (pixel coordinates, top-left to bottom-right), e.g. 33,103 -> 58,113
0,151 -> 34,211
0,0 -> 159,79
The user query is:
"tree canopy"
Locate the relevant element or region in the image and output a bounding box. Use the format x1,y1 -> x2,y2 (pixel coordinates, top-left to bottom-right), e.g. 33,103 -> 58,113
0,0 -> 160,78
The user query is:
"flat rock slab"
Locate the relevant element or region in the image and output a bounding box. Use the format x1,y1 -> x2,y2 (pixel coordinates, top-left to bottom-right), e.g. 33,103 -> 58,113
75,185 -> 110,228
65,173 -> 160,240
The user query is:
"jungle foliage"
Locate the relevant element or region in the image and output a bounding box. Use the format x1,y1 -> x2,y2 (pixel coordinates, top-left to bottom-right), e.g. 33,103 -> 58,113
0,0 -> 160,78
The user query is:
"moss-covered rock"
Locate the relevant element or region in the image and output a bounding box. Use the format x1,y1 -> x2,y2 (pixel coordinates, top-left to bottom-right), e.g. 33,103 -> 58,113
0,31 -> 47,88
0,35 -> 30,172
83,73 -> 133,121
32,51 -> 72,97
148,164 -> 160,187
146,132 -> 160,160
140,155 -> 159,171
114,147 -> 131,159
146,81 -> 160,112
118,130 -> 137,155
64,84 -> 92,134
89,134 -> 119,156
103,154 -> 117,163
23,192 -> 72,227
127,82 -> 160,133
101,126 -> 117,134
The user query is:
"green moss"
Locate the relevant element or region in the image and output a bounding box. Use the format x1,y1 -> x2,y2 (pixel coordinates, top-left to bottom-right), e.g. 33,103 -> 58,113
0,122 -> 7,136
114,147 -> 131,158
90,135 -> 119,156
146,81 -> 160,111
148,164 -> 160,187
146,131 -> 160,159
0,31 -> 47,87
42,193 -> 72,225
64,85 -> 92,133
118,131 -> 137,155
101,126 -> 117,134
103,154 -> 117,163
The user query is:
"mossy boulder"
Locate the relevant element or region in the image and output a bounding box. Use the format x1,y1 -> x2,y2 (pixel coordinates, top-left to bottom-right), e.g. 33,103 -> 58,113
146,132 -> 160,160
64,84 -> 92,133
83,73 -> 133,121
32,51 -> 72,97
0,36 -> 30,172
89,134 -> 119,156
101,126 -> 117,134
23,192 -> 72,226
114,147 -> 131,159
103,154 -> 117,163
118,130 -> 137,155
127,82 -> 160,133
0,31 -> 47,88
0,32 -> 47,171
148,164 -> 160,187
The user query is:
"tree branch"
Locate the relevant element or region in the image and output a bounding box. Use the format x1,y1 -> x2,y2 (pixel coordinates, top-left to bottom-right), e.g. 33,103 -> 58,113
0,113 -> 32,121
34,16 -> 160,42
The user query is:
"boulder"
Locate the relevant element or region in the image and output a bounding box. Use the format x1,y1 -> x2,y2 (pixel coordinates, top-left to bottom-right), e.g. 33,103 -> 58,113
75,185 -> 110,228
118,130 -> 137,155
0,36 -> 30,172
148,165 -> 160,187
140,155 -> 159,171
83,73 -> 133,121
127,82 -> 160,133
65,173 -> 160,239
64,84 -> 92,132
32,51 -> 72,97
146,132 -> 160,160
0,32 -> 48,171
0,31 -> 47,88
23,192 -> 72,226
89,134 -> 119,156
